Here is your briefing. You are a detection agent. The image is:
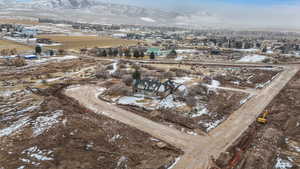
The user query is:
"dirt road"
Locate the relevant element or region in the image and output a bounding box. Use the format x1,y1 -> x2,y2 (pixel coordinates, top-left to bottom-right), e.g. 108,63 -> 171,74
65,65 -> 299,169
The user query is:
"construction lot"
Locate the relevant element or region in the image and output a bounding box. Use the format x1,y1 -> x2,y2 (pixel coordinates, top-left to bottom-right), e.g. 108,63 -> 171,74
0,52 -> 299,169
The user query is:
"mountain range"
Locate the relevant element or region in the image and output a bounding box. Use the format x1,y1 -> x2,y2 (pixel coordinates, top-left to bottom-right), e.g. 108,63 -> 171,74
0,0 -> 219,28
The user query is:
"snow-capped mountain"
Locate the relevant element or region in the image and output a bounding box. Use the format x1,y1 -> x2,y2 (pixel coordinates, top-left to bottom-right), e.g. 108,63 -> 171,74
0,0 -> 217,28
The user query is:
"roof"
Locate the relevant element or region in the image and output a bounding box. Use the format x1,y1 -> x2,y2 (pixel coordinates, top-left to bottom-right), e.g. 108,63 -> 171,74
24,55 -> 37,59
146,48 -> 161,53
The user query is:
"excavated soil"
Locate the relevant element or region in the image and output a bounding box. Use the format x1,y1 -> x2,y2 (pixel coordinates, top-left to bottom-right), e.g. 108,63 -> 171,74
212,70 -> 300,169
0,85 -> 182,169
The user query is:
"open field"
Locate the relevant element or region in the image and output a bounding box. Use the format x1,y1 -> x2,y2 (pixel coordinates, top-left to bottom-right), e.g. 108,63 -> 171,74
0,18 -> 39,25
0,39 -> 33,52
37,35 -> 138,50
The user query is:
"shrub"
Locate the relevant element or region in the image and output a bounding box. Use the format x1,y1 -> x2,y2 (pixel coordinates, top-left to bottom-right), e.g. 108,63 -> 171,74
122,75 -> 133,86
185,96 -> 197,107
106,83 -> 132,96
95,65 -> 110,79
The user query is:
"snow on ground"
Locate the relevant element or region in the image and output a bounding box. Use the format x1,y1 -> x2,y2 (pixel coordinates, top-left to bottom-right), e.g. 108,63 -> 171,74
0,90 -> 16,97
159,95 -> 186,109
240,94 -> 254,105
0,116 -> 31,137
117,94 -> 186,110
173,77 -> 193,84
175,55 -> 187,61
191,105 -> 209,118
167,157 -> 181,169
200,118 -> 225,132
21,146 -> 53,166
176,49 -> 198,54
4,36 -> 36,44
275,157 -> 293,169
109,61 -> 118,75
140,17 -> 156,23
31,110 -> 63,137
32,55 -> 78,63
0,55 -> 17,59
36,43 -> 62,47
95,87 -> 107,98
233,48 -> 259,52
1,105 -> 39,122
205,80 -> 221,92
237,55 -> 267,63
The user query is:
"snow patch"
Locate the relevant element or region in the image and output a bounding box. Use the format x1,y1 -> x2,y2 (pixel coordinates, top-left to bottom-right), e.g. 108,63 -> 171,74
21,146 -> 53,164
173,77 -> 193,84
191,106 -> 209,118
240,94 -> 253,105
32,110 -> 63,137
109,61 -> 118,75
167,157 -> 181,169
275,157 -> 293,169
200,118 -> 225,132
140,17 -> 156,22
237,55 -> 267,63
0,116 -> 31,137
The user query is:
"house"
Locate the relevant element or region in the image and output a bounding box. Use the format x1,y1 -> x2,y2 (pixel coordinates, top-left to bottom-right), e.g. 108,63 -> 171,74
23,55 -> 38,59
146,48 -> 161,56
37,38 -> 53,44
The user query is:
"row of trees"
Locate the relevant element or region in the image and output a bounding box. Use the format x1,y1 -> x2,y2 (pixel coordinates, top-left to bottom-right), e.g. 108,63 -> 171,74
89,47 -> 149,59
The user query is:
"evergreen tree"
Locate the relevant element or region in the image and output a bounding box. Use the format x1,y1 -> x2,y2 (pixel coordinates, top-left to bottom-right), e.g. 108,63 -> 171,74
167,49 -> 177,58
113,49 -> 118,57
132,69 -> 141,80
124,49 -> 131,58
150,52 -> 155,60
35,45 -> 42,55
49,50 -> 54,56
108,48 -> 113,57
133,50 -> 140,58
140,51 -> 145,58
102,50 -> 107,57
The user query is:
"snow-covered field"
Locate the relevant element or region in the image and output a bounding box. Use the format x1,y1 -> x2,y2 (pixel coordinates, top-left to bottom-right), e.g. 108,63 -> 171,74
237,55 -> 267,63
140,17 -> 156,23
31,55 -> 78,63
233,48 -> 259,52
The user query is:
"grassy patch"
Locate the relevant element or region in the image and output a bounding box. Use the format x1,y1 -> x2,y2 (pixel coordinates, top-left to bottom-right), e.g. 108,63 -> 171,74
37,35 -> 138,50
0,40 -> 33,52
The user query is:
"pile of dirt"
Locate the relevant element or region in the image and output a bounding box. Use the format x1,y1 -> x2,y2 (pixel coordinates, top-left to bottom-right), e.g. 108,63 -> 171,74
0,85 -> 182,169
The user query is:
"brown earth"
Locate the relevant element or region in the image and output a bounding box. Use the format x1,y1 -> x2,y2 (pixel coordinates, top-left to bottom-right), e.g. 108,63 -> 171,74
0,85 -> 182,169
214,68 -> 281,89
213,70 -> 300,169
36,35 -> 138,50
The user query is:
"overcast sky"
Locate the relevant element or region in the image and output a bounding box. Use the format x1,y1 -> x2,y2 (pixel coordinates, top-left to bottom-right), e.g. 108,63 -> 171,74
100,0 -> 300,28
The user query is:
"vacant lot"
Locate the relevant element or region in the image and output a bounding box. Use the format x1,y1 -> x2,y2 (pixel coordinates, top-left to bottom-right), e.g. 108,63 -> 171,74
37,35 -> 138,50
0,39 -> 33,52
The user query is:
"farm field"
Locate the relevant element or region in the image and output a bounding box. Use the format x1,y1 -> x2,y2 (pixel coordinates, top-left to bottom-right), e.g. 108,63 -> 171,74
0,18 -> 39,25
0,39 -> 33,52
37,35 -> 138,50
